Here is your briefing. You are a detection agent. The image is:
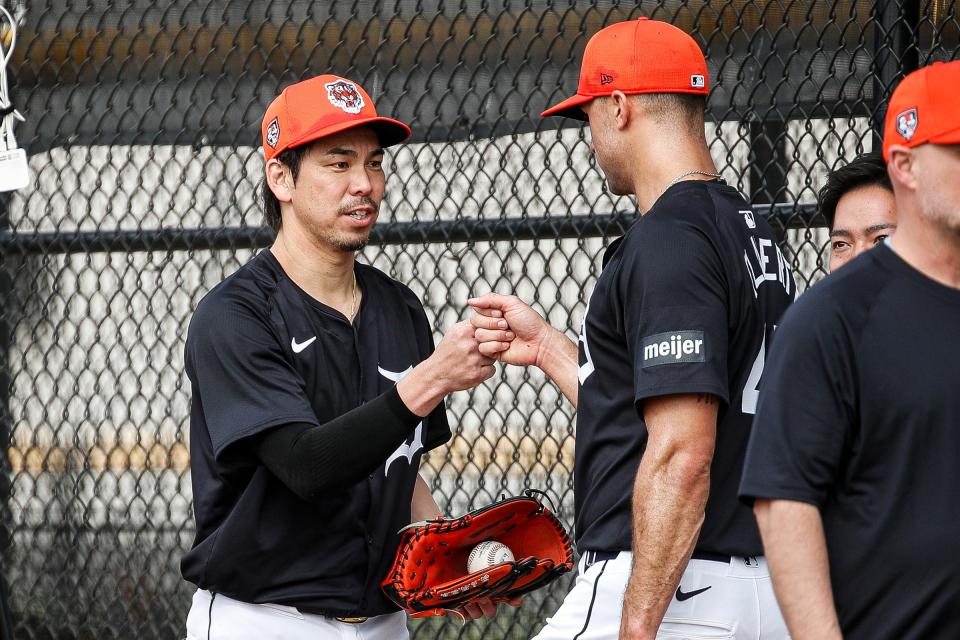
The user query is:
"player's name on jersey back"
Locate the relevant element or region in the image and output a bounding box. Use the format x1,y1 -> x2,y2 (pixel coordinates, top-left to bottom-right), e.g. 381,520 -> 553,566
742,234 -> 793,298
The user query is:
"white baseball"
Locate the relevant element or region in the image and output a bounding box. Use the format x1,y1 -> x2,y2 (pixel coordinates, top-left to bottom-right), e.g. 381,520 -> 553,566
467,540 -> 515,573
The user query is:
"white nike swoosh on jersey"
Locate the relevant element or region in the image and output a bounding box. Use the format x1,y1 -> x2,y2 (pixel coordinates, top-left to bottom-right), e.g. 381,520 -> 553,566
291,336 -> 317,353
379,364 -> 422,474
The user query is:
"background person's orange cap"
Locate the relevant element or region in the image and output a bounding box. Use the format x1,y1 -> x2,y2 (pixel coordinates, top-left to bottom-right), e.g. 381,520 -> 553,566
883,61 -> 960,162
541,17 -> 709,121
261,74 -> 411,161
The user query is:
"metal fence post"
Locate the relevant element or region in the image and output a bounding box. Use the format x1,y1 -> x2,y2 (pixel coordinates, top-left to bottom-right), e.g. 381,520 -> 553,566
749,116 -> 790,244
0,191 -> 16,640
872,0 -> 920,150
749,117 -> 788,207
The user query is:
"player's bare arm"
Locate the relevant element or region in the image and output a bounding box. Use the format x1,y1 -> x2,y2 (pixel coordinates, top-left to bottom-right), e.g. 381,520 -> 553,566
620,393 -> 717,640
467,293 -> 579,406
410,473 -> 443,522
397,320 -> 503,416
754,499 -> 842,640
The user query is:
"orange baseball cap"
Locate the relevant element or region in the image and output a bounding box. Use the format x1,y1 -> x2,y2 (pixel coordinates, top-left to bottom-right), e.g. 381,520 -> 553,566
882,61 -> 960,161
261,74 -> 411,161
541,17 -> 709,120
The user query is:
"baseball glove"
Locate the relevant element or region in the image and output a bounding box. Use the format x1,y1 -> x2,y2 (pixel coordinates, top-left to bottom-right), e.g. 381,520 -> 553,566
381,490 -> 574,618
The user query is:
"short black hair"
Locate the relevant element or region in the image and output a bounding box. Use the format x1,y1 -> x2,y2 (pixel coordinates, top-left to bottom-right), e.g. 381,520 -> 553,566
818,152 -> 892,230
260,144 -> 310,232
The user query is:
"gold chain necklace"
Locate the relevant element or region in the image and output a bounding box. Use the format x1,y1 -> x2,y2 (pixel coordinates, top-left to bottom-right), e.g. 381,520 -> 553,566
656,169 -> 723,205
349,272 -> 358,322
666,169 -> 723,190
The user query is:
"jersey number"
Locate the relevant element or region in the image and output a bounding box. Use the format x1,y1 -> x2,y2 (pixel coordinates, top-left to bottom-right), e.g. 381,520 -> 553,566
741,325 -> 776,415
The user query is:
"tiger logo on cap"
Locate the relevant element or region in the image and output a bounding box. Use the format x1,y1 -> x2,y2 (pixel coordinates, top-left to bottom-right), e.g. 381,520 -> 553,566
325,80 -> 365,115
896,108 -> 918,141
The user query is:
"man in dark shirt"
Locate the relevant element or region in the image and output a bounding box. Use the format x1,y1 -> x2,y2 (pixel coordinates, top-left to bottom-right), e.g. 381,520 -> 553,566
740,61 -> 960,640
181,74 -> 503,639
470,18 -> 793,639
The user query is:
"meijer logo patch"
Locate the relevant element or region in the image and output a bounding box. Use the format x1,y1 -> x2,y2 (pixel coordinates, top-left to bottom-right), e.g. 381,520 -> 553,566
642,330 -> 705,367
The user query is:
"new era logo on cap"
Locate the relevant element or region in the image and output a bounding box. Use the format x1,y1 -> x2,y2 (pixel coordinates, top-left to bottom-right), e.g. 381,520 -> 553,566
896,108 -> 918,141
265,117 -> 280,148
600,73 -> 614,85
325,79 -> 365,114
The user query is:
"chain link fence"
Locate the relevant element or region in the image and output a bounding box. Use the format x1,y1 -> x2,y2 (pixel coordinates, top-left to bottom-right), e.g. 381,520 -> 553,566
1,1 -> 958,638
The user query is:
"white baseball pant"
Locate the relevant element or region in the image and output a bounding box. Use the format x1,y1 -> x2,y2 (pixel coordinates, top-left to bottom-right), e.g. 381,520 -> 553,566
533,551 -> 790,639
184,588 -> 409,640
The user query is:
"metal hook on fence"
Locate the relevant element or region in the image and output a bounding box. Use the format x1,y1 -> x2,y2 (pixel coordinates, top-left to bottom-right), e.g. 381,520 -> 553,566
441,241 -> 475,262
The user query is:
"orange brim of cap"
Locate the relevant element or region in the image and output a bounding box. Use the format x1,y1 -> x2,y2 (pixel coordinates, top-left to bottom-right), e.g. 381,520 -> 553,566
287,115 -> 412,151
541,93 -> 593,121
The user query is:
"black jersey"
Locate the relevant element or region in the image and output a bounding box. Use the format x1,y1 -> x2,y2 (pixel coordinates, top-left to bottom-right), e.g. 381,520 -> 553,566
740,243 -> 960,639
180,250 -> 450,617
575,180 -> 795,555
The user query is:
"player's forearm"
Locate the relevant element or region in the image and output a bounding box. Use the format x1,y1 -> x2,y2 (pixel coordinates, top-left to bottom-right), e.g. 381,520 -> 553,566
754,499 -> 843,640
397,360 -> 452,417
535,327 -> 580,408
410,473 -> 443,522
621,450 -> 710,639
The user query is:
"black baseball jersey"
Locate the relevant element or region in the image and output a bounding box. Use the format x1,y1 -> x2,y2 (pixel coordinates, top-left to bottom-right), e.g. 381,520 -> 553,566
180,250 -> 450,617
575,180 -> 795,555
740,243 -> 960,639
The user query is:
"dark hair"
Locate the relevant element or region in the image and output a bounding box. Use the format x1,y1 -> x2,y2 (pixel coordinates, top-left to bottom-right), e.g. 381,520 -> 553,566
818,152 -> 892,230
633,93 -> 707,134
261,144 -> 310,232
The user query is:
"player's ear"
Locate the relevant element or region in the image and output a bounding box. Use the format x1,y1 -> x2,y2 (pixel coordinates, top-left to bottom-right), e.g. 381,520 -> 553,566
610,90 -> 632,130
886,145 -> 918,193
266,157 -> 294,203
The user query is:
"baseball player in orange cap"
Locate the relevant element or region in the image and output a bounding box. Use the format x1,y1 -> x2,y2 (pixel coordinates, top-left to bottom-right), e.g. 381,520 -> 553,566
741,60 -> 960,639
181,74 -> 504,639
471,18 -> 793,639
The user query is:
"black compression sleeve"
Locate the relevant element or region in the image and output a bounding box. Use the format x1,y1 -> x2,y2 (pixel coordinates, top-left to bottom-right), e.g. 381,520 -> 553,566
252,386 -> 422,501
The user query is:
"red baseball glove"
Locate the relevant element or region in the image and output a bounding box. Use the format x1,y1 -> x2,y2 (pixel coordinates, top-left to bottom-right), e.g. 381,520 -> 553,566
381,491 -> 574,618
